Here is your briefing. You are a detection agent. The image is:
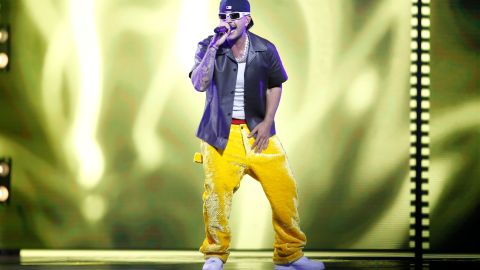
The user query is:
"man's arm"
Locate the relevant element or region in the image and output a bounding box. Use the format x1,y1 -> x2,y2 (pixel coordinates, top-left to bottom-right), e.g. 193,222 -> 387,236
190,23 -> 231,92
248,86 -> 282,153
191,46 -> 218,92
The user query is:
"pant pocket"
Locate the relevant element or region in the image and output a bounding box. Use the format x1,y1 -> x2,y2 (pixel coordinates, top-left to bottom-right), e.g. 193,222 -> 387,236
193,152 -> 203,164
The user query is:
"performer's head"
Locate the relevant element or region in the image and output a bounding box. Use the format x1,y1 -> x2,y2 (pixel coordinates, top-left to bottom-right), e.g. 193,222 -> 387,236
219,0 -> 253,41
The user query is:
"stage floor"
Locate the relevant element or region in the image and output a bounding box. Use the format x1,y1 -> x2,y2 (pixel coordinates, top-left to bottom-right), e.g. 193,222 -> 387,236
0,250 -> 479,269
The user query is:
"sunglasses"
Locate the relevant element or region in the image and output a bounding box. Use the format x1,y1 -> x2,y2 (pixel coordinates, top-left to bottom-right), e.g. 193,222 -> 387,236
218,12 -> 250,20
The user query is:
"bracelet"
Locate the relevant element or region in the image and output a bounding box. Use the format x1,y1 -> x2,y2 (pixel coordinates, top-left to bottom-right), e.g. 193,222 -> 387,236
210,45 -> 219,50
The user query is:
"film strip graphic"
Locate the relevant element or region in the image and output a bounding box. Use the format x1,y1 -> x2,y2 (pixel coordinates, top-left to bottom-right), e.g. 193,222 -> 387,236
409,0 -> 431,261
0,157 -> 12,204
0,0 -> 10,71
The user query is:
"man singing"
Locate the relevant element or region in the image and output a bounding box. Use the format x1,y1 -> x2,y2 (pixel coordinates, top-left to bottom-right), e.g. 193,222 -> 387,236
189,1 -> 325,269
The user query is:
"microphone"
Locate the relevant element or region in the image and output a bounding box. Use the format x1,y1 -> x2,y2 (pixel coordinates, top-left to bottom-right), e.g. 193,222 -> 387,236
214,26 -> 228,34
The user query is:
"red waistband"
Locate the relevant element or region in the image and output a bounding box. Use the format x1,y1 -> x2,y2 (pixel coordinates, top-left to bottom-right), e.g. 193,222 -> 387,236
231,118 -> 246,125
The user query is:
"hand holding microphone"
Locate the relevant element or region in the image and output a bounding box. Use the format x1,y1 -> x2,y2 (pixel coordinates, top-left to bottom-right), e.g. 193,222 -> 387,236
210,22 -> 231,49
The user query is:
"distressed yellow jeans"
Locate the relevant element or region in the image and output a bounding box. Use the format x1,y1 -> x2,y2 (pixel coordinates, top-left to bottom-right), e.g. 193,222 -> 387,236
199,124 -> 306,264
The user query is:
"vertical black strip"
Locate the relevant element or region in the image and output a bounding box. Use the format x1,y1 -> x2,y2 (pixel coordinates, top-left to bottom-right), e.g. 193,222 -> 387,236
414,0 -> 427,264
414,0 -> 423,263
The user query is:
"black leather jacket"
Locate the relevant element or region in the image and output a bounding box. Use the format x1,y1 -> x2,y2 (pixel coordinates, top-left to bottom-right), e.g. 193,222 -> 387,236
189,31 -> 288,149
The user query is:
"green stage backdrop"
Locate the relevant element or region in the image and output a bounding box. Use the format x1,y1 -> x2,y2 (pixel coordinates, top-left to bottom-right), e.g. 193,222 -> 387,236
429,0 -> 479,253
1,0 -> 423,251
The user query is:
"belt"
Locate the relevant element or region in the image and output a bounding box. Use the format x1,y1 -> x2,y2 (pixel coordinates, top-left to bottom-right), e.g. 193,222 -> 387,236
231,118 -> 246,125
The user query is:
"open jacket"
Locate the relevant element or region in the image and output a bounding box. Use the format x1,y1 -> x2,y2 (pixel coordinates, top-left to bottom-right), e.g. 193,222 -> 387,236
189,31 -> 288,150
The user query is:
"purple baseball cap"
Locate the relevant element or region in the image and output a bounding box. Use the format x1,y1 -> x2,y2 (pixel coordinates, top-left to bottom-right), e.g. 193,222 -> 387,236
219,0 -> 254,29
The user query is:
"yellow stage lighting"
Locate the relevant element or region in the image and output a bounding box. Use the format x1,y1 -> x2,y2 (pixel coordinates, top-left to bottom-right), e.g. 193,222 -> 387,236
0,161 -> 10,177
0,29 -> 9,43
0,185 -> 9,202
0,52 -> 8,69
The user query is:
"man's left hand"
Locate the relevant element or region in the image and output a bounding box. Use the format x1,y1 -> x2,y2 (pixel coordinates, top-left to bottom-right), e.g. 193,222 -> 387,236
248,120 -> 273,153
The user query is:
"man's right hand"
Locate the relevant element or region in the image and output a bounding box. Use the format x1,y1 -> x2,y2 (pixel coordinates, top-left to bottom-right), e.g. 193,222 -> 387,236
210,22 -> 231,49
191,22 -> 231,92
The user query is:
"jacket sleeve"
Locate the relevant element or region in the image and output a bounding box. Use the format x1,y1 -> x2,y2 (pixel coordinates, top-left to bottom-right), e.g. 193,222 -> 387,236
267,44 -> 288,88
188,36 -> 213,78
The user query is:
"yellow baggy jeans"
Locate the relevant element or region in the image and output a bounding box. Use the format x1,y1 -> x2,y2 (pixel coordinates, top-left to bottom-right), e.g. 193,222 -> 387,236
199,124 -> 306,264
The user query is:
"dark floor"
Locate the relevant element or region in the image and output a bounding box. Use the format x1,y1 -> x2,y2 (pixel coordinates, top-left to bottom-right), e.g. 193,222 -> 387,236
0,251 -> 479,270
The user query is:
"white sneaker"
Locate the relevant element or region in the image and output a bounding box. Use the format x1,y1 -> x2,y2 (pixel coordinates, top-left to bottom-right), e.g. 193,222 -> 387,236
274,256 -> 325,270
202,257 -> 224,270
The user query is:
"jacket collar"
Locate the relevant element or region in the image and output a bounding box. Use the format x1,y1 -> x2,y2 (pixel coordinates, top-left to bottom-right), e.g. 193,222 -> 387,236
217,32 -> 266,64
